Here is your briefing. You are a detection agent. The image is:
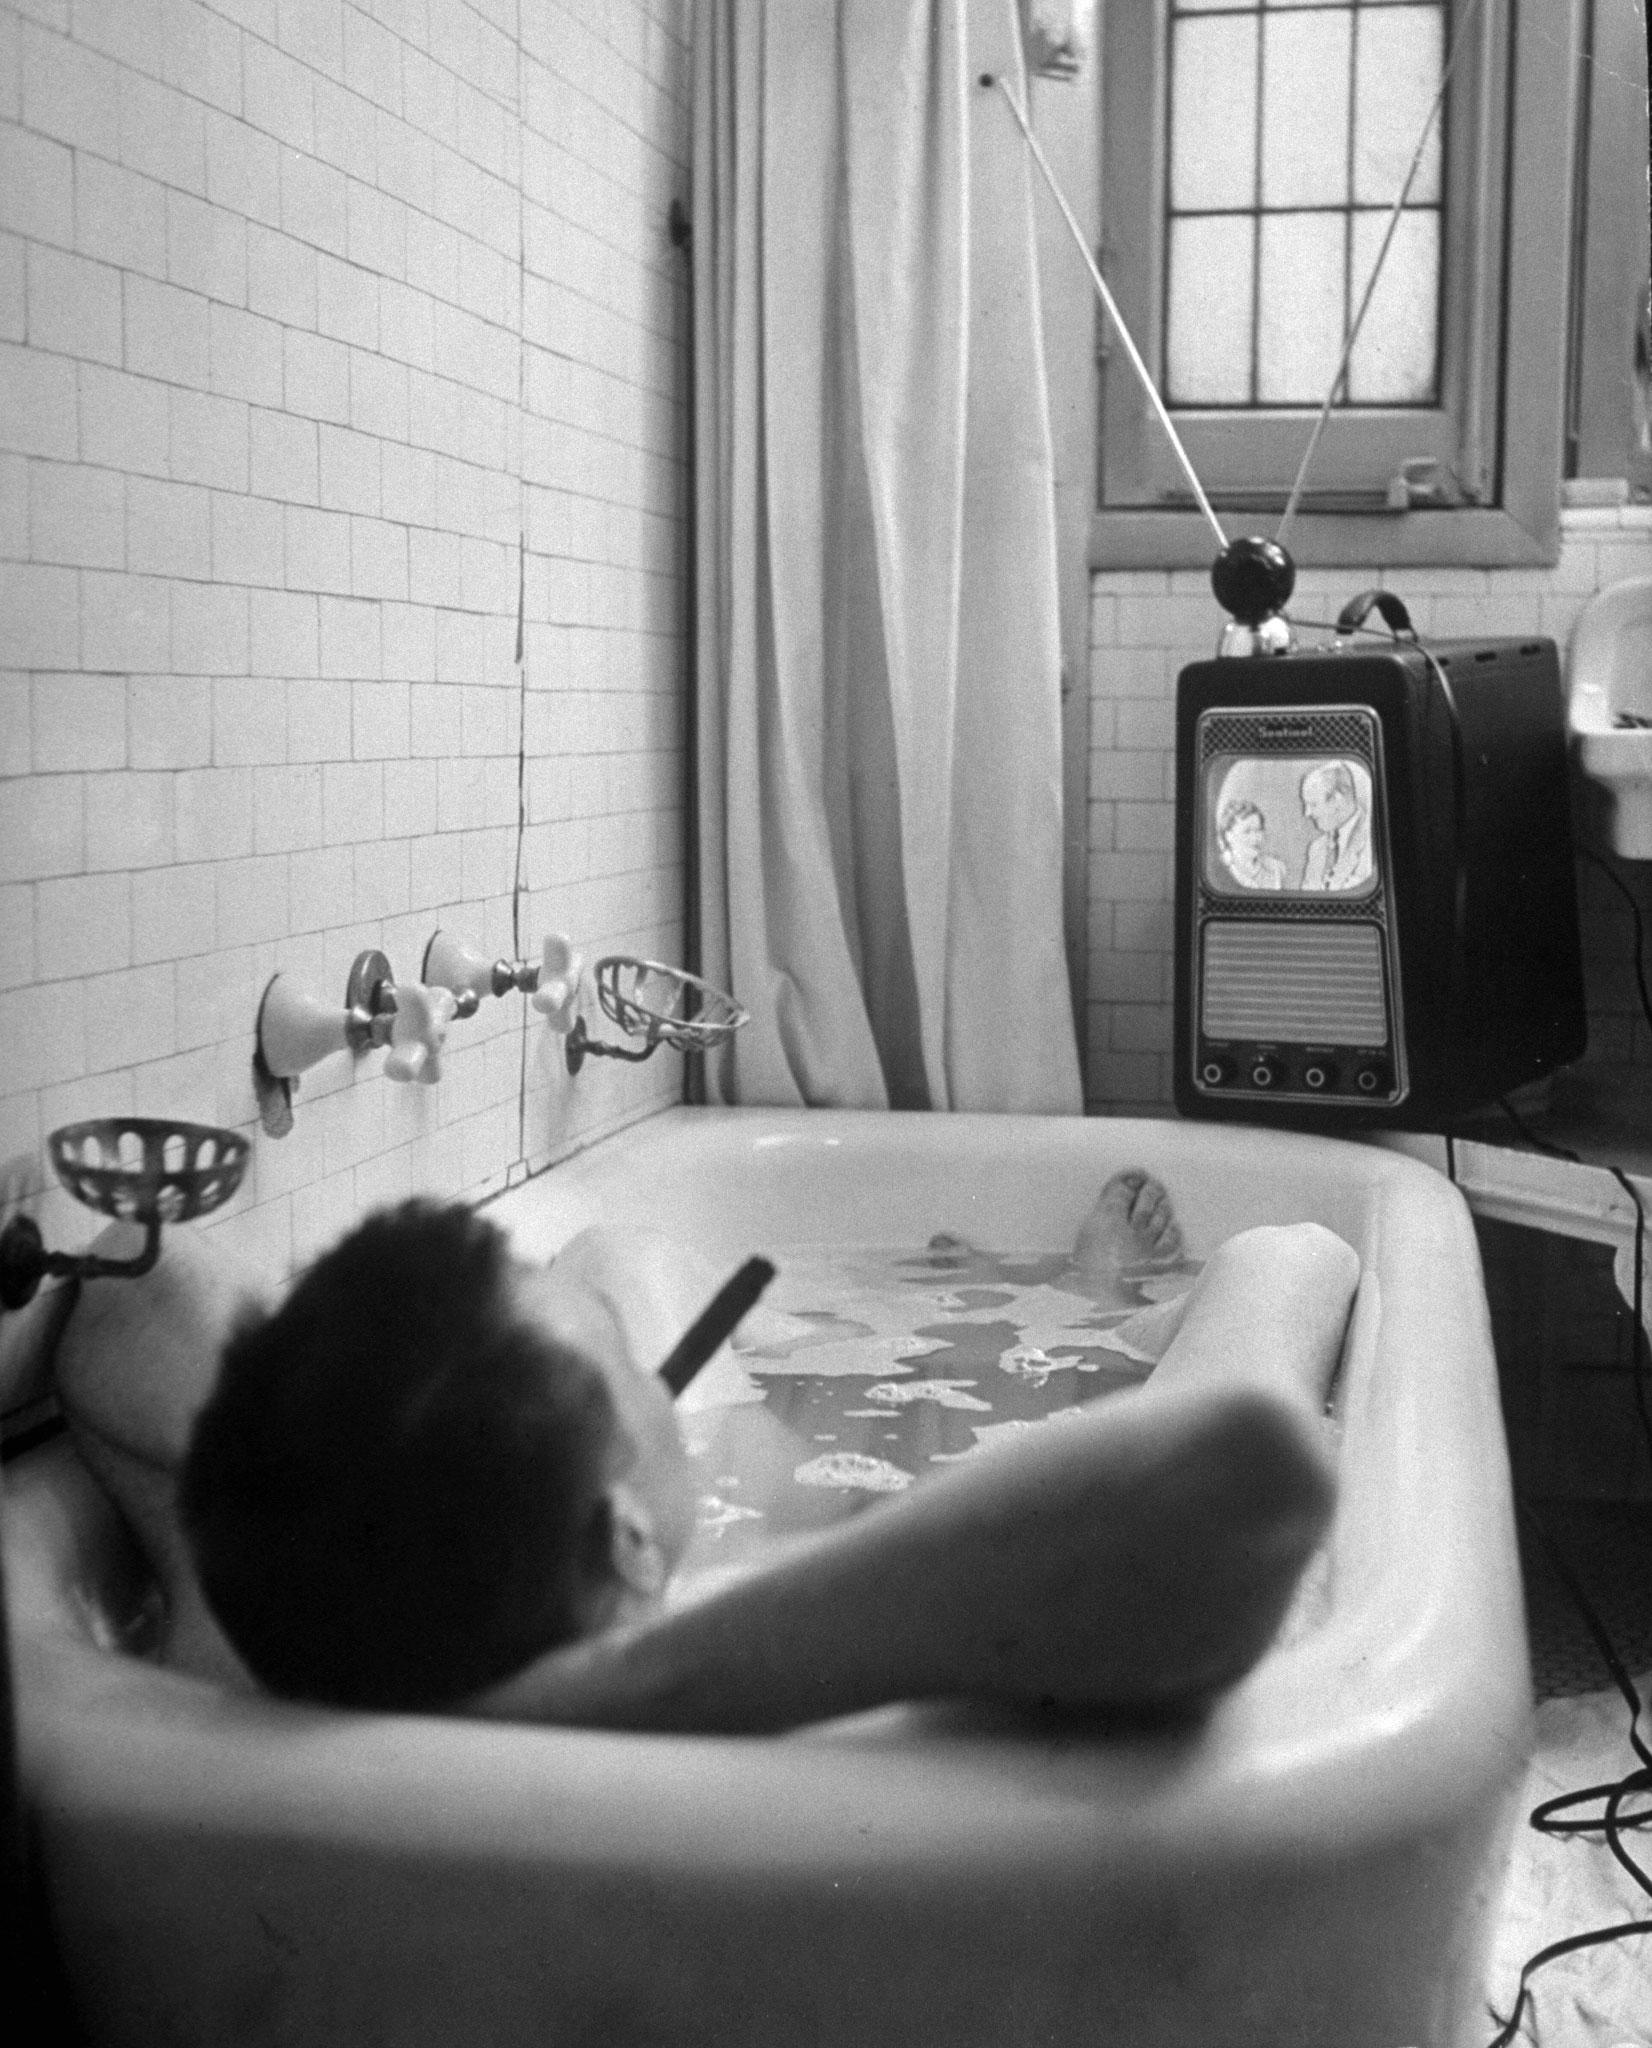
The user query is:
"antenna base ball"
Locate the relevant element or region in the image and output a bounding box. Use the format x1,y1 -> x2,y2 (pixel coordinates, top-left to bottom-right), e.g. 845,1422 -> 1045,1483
1211,536 -> 1296,626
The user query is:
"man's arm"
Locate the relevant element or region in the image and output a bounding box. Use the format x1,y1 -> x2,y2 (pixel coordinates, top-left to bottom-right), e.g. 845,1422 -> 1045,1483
52,1223 -> 270,1687
54,1223 -> 270,1471
471,1225 -> 1355,1733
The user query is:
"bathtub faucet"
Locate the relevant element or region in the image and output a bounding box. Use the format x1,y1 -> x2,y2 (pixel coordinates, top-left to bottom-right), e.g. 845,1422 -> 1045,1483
422,932 -> 582,1032
252,950 -> 457,1135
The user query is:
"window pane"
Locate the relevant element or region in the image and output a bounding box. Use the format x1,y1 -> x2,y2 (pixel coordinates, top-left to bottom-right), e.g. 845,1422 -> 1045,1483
1261,8 -> 1352,209
1257,212 -> 1345,403
1167,214 -> 1256,403
1347,207 -> 1440,401
1163,0 -> 1446,420
1170,14 -> 1258,212
1354,5 -> 1444,206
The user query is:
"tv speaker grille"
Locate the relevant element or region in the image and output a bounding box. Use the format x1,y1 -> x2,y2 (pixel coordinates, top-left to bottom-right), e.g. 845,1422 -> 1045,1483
1201,921 -> 1388,1045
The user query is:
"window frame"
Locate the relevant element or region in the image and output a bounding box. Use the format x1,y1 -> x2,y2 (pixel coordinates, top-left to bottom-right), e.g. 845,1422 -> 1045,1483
1090,0 -> 1581,570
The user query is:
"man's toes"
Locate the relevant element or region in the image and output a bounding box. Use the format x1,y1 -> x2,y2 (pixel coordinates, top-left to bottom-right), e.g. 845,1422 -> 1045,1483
1129,1178 -> 1183,1261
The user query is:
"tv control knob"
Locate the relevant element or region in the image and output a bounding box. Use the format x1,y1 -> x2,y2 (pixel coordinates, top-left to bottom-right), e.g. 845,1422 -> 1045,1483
1356,1065 -> 1383,1094
1250,1062 -> 1275,1089
1200,1058 -> 1231,1087
1303,1063 -> 1334,1091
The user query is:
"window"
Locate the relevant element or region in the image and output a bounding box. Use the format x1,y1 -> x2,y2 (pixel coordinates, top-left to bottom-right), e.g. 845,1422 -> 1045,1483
1093,0 -> 1579,568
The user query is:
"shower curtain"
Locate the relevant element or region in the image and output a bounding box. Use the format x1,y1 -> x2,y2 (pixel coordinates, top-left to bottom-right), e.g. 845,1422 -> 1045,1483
691,0 -> 1083,1114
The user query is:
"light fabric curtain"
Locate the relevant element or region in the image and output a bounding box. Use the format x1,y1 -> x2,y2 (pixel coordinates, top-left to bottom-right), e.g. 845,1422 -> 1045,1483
692,0 -> 1082,1114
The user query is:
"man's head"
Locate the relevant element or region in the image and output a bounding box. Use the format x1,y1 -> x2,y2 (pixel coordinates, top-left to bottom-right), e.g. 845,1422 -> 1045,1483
178,1200 -> 695,1712
1300,761 -> 1359,833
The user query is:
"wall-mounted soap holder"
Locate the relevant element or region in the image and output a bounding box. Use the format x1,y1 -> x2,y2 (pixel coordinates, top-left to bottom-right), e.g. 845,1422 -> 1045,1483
0,1118 -> 250,1311
564,957 -> 748,1075
253,950 -> 457,1137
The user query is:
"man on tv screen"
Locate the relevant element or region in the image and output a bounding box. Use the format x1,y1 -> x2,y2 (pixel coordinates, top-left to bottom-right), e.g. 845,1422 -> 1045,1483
1298,761 -> 1372,891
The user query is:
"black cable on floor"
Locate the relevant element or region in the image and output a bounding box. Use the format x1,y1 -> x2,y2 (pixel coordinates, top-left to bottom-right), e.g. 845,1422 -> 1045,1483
1469,1100 -> 1652,2041
1484,1914 -> 1652,2048
1480,1498 -> 1652,2047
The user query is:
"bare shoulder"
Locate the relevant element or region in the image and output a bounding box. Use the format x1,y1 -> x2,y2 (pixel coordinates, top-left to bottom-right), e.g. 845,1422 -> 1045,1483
55,1224 -> 275,1470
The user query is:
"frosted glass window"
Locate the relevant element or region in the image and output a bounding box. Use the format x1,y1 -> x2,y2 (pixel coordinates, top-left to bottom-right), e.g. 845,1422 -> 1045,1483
1170,14 -> 1257,213
1347,208 -> 1440,401
1164,0 -> 1443,411
1257,213 -> 1346,402
1261,10 -> 1352,209
1354,6 -> 1444,205
1167,215 -> 1255,404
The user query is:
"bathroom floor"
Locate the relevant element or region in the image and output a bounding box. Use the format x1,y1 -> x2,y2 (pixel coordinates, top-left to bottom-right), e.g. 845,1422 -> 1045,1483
1480,1501 -> 1652,2047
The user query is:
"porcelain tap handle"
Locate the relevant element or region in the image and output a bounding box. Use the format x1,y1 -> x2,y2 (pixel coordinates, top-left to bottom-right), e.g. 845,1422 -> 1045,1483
530,935 -> 583,1031
383,982 -> 457,1084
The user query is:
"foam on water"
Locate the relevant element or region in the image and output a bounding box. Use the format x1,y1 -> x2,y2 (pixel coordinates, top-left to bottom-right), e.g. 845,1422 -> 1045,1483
678,1238 -> 1201,1573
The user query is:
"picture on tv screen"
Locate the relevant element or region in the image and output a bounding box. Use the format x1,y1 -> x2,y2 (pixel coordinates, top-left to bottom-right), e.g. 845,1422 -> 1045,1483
1204,754 -> 1378,899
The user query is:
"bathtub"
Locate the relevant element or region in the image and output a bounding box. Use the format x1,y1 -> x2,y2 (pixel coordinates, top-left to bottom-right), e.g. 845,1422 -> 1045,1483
6,1107 -> 1532,2047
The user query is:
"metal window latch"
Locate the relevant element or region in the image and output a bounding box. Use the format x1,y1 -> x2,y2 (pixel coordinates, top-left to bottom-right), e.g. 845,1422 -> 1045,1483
1385,457 -> 1474,510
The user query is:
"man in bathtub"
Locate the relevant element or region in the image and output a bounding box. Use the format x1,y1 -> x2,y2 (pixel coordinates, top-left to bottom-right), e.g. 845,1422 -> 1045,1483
48,1172 -> 1357,1732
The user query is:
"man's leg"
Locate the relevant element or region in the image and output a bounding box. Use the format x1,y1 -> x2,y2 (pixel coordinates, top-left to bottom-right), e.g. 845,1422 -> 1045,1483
1069,1174 -> 1354,1418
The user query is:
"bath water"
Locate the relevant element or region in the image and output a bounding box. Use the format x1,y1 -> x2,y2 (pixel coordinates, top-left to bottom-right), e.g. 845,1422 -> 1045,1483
675,1236 -> 1200,1580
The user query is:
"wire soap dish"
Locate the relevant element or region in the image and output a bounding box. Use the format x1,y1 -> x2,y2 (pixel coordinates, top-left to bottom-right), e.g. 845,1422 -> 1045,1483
564,958 -> 749,1074
0,1118 -> 251,1310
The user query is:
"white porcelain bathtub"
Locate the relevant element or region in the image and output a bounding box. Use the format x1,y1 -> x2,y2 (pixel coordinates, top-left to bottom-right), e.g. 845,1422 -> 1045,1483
6,1107 -> 1532,2047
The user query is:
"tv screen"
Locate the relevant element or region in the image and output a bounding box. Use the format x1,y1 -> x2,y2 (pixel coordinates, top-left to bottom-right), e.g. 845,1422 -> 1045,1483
1203,753 -> 1379,900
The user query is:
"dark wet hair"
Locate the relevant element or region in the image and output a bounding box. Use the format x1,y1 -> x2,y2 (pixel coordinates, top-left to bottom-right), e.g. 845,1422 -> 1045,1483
179,1199 -> 619,1711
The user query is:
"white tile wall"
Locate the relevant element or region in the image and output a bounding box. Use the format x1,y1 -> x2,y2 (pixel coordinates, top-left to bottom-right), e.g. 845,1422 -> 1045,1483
1085,506 -> 1652,1110
0,0 -> 693,1302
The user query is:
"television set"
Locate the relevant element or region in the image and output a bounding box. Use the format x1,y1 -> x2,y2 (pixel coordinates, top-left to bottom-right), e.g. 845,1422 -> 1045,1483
1173,634 -> 1588,1129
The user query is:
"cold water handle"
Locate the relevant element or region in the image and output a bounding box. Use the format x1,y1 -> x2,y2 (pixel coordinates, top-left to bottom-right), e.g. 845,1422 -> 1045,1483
421,930 -> 582,1031
383,981 -> 456,1085
254,949 -> 457,1131
529,935 -> 582,1031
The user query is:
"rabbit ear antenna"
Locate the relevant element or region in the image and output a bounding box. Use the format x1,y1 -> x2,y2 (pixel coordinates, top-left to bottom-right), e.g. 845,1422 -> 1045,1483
1275,0 -> 1489,546
981,71 -> 1228,556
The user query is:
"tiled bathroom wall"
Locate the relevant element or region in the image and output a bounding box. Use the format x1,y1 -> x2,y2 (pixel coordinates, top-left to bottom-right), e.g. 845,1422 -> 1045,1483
1084,501 -> 1652,1113
0,0 -> 693,1290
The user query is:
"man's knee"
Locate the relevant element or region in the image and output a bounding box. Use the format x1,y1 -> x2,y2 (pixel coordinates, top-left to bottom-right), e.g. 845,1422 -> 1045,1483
1208,1221 -> 1359,1298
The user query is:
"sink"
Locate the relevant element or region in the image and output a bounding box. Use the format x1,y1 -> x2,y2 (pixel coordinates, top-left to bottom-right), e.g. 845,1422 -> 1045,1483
1568,574 -> 1652,858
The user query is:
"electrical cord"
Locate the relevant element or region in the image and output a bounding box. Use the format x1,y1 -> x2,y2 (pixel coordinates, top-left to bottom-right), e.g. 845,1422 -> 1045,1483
1490,1089 -> 1652,1492
1482,1489 -> 1652,2048
1466,1086 -> 1652,2043
1581,846 -> 1652,1059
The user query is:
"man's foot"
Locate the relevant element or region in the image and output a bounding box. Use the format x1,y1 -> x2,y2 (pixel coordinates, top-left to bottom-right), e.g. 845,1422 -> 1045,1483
1072,1169 -> 1185,1281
